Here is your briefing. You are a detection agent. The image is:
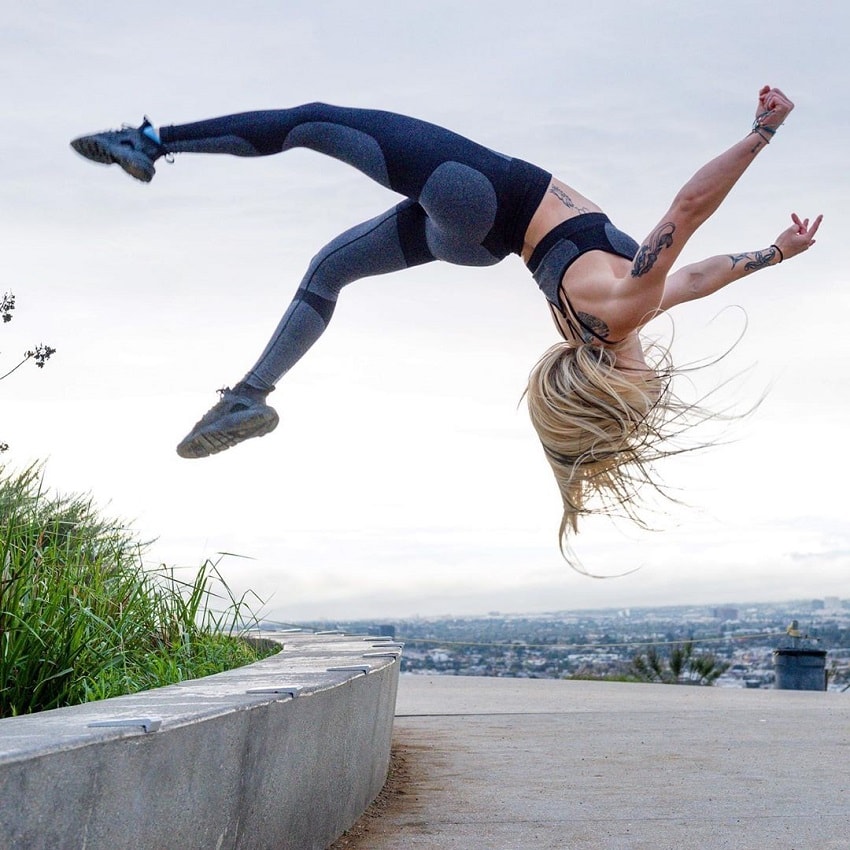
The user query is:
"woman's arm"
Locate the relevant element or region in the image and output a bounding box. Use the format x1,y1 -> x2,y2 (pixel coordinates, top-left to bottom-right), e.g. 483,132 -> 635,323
607,87 -> 795,331
657,212 -> 823,312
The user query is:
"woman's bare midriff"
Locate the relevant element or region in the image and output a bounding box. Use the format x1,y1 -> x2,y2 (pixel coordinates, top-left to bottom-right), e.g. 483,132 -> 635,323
521,177 -> 604,262
522,177 -> 636,346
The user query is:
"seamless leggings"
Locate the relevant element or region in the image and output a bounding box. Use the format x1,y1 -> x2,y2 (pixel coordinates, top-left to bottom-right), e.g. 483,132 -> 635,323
158,103 -> 546,391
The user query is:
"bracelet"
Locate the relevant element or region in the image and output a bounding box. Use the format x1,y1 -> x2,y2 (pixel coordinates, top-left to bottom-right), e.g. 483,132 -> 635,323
770,243 -> 784,263
751,112 -> 779,145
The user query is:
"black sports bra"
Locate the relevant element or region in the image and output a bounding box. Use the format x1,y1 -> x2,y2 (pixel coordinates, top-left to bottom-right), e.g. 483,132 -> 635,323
526,213 -> 640,344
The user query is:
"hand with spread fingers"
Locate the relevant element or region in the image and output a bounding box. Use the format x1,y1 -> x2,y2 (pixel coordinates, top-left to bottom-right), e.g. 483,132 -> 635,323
774,212 -> 823,262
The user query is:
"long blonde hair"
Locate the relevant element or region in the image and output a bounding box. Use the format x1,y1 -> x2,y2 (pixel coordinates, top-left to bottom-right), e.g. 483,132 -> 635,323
525,337 -> 708,562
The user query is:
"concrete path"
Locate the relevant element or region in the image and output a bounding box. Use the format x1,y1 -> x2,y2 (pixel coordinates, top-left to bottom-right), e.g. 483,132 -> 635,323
344,675 -> 850,849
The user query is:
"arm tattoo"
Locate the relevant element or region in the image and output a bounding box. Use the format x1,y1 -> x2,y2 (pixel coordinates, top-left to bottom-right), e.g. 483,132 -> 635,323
728,246 -> 776,272
631,222 -> 676,278
577,311 -> 610,342
548,185 -> 592,215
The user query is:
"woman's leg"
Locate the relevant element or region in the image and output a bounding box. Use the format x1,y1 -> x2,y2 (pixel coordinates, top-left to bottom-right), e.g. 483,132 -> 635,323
72,104 -> 513,261
243,199 -> 433,390
175,198 -> 436,458
72,105 -> 513,457
159,105 -> 512,265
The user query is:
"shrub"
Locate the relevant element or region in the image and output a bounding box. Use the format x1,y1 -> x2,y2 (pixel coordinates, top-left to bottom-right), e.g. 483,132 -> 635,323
0,464 -> 271,716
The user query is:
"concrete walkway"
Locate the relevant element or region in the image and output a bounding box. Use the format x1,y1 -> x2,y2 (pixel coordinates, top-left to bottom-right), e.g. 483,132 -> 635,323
347,675 -> 850,849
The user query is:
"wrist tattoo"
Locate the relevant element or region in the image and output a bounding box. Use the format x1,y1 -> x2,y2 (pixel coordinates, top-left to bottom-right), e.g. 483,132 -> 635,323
748,135 -> 768,155
631,222 -> 676,278
549,185 -> 592,215
728,247 -> 776,272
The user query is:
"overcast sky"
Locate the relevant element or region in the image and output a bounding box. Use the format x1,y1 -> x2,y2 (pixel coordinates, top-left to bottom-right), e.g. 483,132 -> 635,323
3,1 -> 848,620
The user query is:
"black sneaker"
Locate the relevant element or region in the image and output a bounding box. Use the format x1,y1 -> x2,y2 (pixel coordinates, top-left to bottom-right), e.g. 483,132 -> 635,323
70,118 -> 168,183
176,387 -> 279,459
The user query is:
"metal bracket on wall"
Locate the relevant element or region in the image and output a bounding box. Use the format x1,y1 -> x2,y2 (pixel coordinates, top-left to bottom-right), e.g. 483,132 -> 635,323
88,717 -> 162,733
246,686 -> 303,697
326,665 -> 372,675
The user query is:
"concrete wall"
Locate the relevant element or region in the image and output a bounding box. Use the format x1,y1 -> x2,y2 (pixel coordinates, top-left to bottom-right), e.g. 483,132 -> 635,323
0,632 -> 402,850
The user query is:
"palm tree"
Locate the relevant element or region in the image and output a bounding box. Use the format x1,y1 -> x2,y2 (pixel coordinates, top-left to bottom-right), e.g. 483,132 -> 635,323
631,642 -> 728,685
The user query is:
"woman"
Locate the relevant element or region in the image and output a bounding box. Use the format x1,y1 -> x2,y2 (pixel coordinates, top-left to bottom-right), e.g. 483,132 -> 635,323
71,87 -> 821,552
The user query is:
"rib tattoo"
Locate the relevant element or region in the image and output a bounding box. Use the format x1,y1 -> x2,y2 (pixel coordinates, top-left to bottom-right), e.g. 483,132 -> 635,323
577,311 -> 610,342
631,222 -> 676,278
549,185 -> 592,215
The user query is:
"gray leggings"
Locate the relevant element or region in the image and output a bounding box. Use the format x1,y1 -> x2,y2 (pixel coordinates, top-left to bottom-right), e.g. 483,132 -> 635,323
159,104 -> 550,390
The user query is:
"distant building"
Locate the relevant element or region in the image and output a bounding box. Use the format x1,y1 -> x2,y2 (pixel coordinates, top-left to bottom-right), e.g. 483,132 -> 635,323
811,599 -> 825,611
428,649 -> 452,664
713,607 -> 739,621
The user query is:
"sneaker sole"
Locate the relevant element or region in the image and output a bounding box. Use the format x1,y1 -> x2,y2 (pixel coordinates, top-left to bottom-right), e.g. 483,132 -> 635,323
176,408 -> 280,459
70,137 -> 154,183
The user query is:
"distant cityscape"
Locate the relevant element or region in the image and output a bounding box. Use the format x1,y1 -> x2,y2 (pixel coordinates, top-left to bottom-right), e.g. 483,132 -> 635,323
270,597 -> 850,691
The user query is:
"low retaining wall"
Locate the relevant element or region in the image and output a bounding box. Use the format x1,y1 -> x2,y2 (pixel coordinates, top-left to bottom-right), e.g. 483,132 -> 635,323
0,632 -> 402,850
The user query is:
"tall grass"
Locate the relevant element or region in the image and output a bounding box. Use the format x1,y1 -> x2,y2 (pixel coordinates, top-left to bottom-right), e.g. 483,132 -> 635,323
0,464 -> 273,718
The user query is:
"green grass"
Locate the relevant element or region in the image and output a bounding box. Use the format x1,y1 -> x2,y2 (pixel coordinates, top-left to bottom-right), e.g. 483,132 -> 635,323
0,464 -> 275,717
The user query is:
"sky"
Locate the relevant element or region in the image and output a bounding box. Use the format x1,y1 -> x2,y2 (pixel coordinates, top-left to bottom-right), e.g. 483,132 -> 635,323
2,1 -> 848,621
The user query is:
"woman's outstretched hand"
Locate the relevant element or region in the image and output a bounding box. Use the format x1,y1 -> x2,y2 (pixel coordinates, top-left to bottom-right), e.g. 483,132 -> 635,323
774,212 -> 823,261
756,85 -> 794,130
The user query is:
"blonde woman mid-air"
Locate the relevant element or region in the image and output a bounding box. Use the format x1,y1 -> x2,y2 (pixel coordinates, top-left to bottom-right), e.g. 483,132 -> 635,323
71,86 -> 821,556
